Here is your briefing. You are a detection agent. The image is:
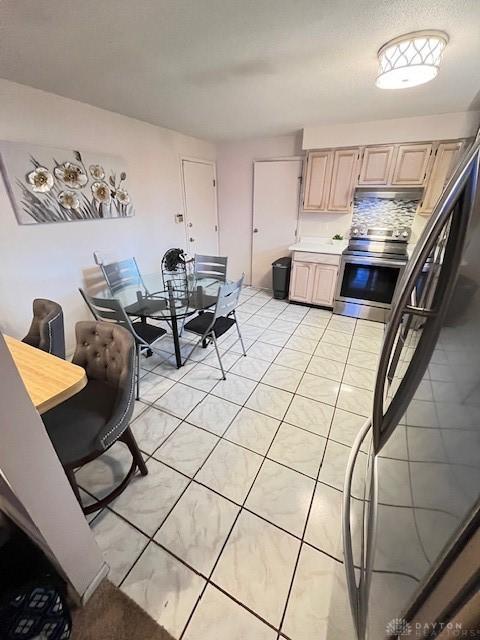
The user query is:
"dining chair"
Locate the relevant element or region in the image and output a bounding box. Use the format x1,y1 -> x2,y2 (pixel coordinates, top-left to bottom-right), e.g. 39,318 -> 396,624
183,275 -> 246,379
194,254 -> 228,283
98,255 -> 148,296
79,289 -> 168,400
22,298 -> 65,359
41,321 -> 147,515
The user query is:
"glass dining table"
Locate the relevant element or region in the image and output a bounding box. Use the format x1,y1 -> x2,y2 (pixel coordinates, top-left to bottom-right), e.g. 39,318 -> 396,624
97,273 -> 228,368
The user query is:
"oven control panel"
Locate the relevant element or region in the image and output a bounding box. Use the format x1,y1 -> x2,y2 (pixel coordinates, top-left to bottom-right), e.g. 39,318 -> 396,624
392,228 -> 411,240
349,226 -> 411,242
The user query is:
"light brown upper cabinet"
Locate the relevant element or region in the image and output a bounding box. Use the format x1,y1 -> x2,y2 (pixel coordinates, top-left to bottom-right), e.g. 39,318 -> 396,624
303,150 -> 332,211
358,145 -> 395,185
420,141 -> 466,215
391,143 -> 432,186
327,148 -> 360,213
302,138 -> 468,214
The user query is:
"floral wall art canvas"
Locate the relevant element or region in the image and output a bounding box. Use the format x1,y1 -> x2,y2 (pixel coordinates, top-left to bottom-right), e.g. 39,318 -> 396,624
0,141 -> 134,224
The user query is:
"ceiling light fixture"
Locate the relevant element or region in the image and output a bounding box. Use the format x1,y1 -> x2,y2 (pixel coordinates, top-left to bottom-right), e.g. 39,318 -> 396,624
376,30 -> 448,89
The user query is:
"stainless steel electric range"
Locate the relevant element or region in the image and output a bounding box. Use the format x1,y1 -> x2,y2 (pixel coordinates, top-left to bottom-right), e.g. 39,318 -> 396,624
333,224 -> 411,322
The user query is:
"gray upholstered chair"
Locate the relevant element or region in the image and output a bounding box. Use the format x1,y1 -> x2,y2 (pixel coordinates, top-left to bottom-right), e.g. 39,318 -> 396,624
183,275 -> 246,379
79,288 -> 168,400
194,254 -> 228,283
22,298 -> 65,359
42,321 -> 147,515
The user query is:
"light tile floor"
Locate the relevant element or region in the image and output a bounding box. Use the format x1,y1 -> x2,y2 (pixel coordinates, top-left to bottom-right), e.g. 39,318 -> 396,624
79,287 -> 386,639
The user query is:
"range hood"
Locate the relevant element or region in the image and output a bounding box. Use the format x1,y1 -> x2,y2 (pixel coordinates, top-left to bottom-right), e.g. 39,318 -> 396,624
355,186 -> 423,200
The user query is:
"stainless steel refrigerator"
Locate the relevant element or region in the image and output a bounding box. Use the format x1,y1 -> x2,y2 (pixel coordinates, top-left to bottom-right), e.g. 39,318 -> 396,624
342,136 -> 480,639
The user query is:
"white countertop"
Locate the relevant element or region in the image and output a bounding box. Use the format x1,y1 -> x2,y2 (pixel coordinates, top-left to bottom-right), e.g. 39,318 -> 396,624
289,236 -> 417,260
288,237 -> 348,255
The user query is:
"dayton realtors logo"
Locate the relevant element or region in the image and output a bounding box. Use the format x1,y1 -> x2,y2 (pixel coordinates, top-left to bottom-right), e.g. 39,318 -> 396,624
386,618 -> 412,636
386,619 -> 476,638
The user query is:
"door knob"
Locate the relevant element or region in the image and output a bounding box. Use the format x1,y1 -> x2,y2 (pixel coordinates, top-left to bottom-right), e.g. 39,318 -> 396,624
189,237 -> 195,242
188,222 -> 193,228
253,228 -> 259,233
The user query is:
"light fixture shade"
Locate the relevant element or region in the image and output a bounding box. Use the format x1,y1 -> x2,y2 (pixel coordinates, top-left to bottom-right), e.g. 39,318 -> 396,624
376,30 -> 448,89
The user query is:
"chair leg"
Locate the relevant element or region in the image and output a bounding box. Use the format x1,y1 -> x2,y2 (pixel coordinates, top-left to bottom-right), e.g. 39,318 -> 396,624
234,315 -> 247,357
136,344 -> 141,401
183,335 -> 203,365
64,467 -> 83,507
212,334 -> 226,380
75,428 -> 149,516
179,315 -> 186,337
196,311 -> 209,348
123,427 -> 148,476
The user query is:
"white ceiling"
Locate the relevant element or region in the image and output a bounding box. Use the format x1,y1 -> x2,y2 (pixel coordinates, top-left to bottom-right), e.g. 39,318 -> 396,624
1,0 -> 479,141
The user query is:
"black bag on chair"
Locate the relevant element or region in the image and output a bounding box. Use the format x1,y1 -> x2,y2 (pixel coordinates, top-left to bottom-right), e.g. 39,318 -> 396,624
0,530 -> 71,639
0,579 -> 71,639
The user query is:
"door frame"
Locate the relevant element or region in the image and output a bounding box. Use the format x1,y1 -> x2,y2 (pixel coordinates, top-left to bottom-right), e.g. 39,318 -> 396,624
251,156 -> 304,288
180,156 -> 219,254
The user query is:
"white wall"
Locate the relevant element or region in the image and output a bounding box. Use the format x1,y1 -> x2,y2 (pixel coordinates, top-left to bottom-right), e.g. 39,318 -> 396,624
299,211 -> 353,240
302,111 -> 480,149
0,79 -> 215,352
216,133 -> 303,283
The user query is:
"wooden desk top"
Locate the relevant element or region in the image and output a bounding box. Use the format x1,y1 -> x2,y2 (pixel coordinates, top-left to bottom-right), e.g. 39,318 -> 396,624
5,335 -> 87,414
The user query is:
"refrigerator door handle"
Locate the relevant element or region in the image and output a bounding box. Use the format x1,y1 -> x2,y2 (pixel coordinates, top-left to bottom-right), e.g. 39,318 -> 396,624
403,305 -> 437,318
363,452 -> 379,640
386,287 -> 418,385
342,417 -> 372,640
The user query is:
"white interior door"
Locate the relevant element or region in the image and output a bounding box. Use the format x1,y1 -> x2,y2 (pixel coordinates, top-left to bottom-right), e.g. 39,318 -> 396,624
252,159 -> 302,288
182,159 -> 219,255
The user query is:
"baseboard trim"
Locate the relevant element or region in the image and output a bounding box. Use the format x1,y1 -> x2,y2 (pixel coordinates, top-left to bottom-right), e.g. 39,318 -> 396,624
80,562 -> 110,605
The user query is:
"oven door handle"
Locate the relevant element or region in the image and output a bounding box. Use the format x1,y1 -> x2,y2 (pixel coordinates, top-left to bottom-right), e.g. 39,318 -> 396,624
341,255 -> 407,269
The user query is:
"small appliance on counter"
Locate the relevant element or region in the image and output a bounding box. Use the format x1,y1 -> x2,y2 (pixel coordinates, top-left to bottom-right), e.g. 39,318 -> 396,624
333,224 -> 411,322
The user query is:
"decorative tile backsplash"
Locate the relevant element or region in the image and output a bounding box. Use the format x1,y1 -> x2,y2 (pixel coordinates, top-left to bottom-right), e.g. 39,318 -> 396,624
352,196 -> 419,229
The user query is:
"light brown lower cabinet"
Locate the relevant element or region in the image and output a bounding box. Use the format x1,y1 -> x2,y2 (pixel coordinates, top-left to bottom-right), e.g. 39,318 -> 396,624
289,255 -> 339,307
289,261 -> 314,303
311,263 -> 338,306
